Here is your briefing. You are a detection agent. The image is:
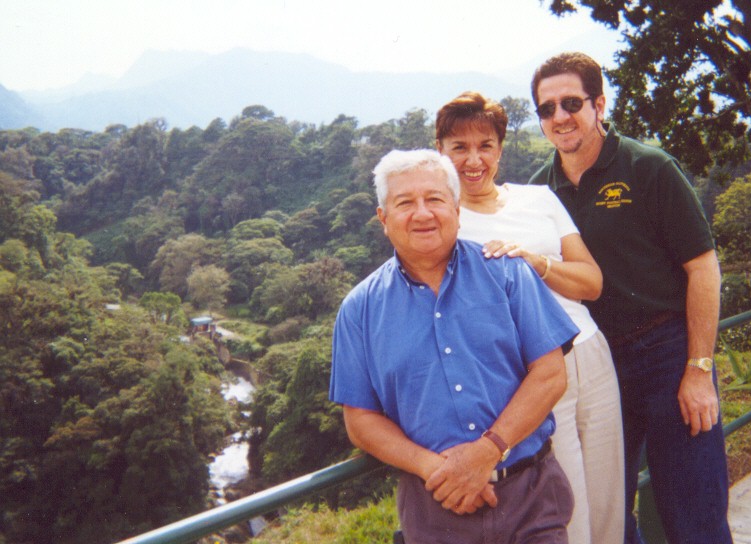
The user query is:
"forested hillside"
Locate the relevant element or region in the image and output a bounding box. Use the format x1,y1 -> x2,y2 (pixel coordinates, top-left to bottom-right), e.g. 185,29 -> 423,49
1,100 -> 750,543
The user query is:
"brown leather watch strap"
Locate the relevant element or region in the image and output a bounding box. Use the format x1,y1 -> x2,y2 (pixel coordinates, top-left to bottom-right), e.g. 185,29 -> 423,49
482,429 -> 510,461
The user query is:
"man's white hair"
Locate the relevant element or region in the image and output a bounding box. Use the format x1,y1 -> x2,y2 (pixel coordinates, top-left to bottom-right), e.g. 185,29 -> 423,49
372,149 -> 460,210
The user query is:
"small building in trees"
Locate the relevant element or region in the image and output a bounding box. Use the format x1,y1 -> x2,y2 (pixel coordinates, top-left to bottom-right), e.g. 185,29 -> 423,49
190,316 -> 216,337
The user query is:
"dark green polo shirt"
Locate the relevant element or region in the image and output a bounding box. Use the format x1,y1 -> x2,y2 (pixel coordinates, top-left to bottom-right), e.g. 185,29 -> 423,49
529,124 -> 715,338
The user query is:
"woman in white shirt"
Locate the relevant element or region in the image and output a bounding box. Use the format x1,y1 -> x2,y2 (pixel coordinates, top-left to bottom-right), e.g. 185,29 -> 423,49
436,91 -> 624,544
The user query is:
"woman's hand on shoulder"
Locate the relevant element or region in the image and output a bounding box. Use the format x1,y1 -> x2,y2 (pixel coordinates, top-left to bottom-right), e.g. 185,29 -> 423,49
482,239 -> 523,259
482,240 -> 552,279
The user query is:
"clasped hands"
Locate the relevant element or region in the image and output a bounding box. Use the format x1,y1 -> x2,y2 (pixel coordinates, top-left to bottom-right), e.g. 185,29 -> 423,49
423,438 -> 501,515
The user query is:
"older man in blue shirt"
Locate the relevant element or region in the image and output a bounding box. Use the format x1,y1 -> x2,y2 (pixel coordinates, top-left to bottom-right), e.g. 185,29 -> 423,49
330,149 -> 578,544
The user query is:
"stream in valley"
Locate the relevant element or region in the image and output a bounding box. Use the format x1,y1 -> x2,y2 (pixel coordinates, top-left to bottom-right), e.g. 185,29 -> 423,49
209,376 -> 254,503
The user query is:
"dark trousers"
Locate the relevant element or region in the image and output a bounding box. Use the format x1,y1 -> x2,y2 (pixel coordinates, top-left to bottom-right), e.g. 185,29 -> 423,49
611,317 -> 732,544
396,451 -> 573,544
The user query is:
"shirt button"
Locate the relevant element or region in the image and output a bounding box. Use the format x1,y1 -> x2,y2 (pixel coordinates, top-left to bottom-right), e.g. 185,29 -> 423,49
419,285 -> 426,290
435,312 -> 442,318
455,384 -> 462,392
444,347 -> 452,354
468,423 -> 476,431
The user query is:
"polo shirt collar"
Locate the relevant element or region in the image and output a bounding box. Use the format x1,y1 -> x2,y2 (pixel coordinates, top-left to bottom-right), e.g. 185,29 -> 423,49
548,123 -> 621,190
590,123 -> 620,171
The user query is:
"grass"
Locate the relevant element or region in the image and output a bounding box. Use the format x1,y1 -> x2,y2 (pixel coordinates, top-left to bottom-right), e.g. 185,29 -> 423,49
250,492 -> 400,544
717,350 -> 751,485
216,318 -> 267,341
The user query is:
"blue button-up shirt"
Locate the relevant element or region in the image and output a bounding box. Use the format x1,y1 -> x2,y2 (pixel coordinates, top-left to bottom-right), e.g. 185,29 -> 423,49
330,240 -> 578,467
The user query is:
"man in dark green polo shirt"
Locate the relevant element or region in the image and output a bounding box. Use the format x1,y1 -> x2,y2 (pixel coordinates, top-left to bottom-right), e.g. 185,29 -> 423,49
528,52 -> 731,544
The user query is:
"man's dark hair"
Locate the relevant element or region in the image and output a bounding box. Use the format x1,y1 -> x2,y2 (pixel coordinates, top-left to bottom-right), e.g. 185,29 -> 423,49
531,52 -> 604,106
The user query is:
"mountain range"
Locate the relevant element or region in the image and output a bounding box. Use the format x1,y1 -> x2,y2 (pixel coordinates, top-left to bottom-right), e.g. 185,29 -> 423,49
0,48 -> 531,132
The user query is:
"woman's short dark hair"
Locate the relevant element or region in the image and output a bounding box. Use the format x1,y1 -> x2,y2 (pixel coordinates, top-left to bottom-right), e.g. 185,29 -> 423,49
436,91 -> 508,144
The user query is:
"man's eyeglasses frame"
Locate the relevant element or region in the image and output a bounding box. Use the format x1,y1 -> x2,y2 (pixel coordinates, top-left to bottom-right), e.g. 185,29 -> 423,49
535,96 -> 595,119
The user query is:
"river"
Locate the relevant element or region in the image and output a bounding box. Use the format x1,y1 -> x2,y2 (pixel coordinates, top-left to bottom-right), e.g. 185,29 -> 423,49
209,376 -> 255,504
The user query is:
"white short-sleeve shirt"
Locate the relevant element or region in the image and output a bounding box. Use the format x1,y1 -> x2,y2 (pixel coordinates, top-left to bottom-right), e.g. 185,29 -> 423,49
458,183 -> 598,344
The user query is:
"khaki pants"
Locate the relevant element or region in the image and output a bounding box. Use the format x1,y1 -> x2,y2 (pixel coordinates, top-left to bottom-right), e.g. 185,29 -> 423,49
552,330 -> 625,544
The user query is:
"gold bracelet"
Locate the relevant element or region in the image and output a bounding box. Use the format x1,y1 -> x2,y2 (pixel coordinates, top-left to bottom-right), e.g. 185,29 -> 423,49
540,255 -> 552,280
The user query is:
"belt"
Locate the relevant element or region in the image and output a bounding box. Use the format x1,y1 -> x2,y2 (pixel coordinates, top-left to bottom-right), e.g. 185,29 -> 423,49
607,310 -> 683,349
489,439 -> 551,482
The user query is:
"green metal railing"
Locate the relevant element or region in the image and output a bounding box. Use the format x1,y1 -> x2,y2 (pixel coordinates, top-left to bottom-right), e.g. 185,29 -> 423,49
119,310 -> 751,544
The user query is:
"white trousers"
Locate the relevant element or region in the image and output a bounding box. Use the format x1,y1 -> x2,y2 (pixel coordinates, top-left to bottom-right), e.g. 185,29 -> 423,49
552,330 -> 625,544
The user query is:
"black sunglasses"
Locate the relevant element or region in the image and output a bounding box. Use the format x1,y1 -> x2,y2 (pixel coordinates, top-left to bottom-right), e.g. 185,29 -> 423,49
535,96 -> 594,119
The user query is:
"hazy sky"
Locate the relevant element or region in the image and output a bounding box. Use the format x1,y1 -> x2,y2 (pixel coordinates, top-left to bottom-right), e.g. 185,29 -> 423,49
1,0 -> 622,92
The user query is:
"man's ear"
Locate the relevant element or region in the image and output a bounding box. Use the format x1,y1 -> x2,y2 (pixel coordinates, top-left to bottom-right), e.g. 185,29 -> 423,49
595,95 -> 606,121
376,207 -> 388,236
435,139 -> 443,152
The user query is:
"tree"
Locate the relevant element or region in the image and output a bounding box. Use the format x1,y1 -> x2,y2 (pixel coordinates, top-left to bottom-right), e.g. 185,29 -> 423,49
283,207 -> 329,258
186,264 -> 230,313
321,114 -> 358,170
328,192 -> 375,236
251,257 -> 354,322
256,343 -> 349,483
229,217 -> 284,241
397,108 -> 434,149
139,291 -> 183,324
105,262 -> 144,298
500,96 -> 532,143
223,237 -> 293,303
54,120 -> 169,234
182,117 -> 299,233
241,105 -> 276,121
149,234 -> 222,297
333,245 -> 372,277
547,0 -> 751,175
713,174 -> 751,269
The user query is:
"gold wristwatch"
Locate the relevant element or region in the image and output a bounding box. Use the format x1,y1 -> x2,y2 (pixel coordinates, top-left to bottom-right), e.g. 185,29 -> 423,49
687,357 -> 713,372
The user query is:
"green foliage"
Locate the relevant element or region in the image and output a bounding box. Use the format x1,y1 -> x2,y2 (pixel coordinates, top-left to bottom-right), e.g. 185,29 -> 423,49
187,264 -> 231,312
721,274 -> 751,319
230,217 -> 285,241
251,257 -> 354,323
500,96 -> 532,139
714,175 -> 751,267
719,337 -> 751,391
334,245 -> 372,277
0,188 -> 230,543
150,233 -> 223,297
139,291 -> 184,325
223,237 -> 294,303
248,339 -> 349,484
328,192 -> 375,236
105,261 -> 145,298
54,120 -> 169,233
2,96 -> 750,543
0,301 -> 231,543
253,490 -> 400,544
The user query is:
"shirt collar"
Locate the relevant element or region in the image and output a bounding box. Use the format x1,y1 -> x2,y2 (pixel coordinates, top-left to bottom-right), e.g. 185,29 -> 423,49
393,243 -> 461,288
549,123 -> 621,190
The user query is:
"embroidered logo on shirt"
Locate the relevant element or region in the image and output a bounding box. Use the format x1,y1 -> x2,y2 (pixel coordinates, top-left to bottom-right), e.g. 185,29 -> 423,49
596,182 -> 632,208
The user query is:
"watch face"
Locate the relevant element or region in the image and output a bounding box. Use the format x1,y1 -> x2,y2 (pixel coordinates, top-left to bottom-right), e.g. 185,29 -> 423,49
689,357 -> 713,372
